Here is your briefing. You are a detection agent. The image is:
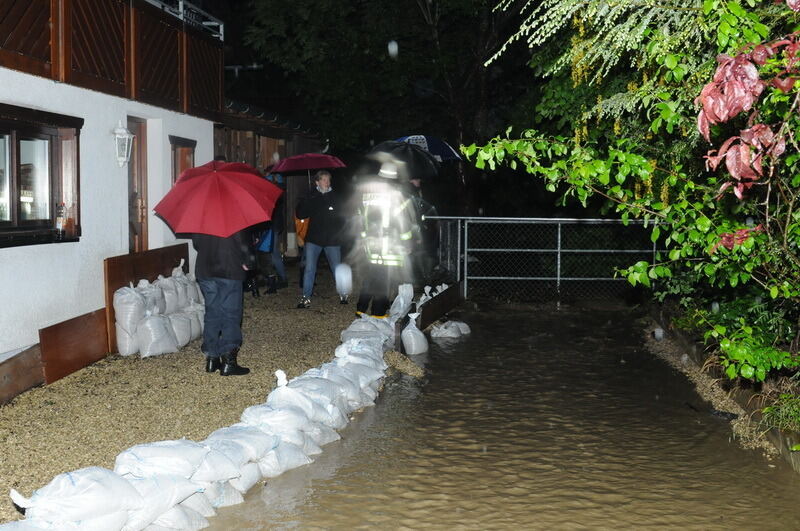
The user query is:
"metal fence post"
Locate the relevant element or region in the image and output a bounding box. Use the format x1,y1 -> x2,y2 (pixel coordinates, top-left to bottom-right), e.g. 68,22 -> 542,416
556,222 -> 562,297
463,220 -> 469,299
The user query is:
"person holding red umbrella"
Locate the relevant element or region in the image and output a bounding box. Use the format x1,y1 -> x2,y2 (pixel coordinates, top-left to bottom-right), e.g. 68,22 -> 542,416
154,157 -> 283,376
192,227 -> 254,375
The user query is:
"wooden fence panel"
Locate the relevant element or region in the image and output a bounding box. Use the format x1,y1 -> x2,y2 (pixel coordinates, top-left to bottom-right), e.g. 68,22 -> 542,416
134,0 -> 182,112
185,29 -> 222,120
39,309 -> 107,384
67,0 -> 127,96
0,0 -> 52,77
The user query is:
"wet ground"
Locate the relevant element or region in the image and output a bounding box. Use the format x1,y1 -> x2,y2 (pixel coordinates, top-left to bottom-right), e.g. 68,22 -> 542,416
210,303 -> 800,530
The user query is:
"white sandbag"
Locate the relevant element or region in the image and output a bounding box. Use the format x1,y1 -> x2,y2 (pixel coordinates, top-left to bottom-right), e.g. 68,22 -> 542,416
240,404 -> 309,434
154,275 -> 180,315
205,424 -> 279,463
239,406 -> 321,456
181,276 -> 200,305
257,443 -> 313,478
187,274 -> 204,304
339,328 -> 386,343
288,375 -> 351,416
150,505 -> 208,530
136,315 -> 179,358
114,286 -> 146,336
167,313 -> 192,348
115,440 -> 209,480
333,357 -> 384,390
0,520 -> 49,530
178,492 -> 215,519
185,302 -> 204,337
450,320 -> 471,334
184,310 -> 202,341
190,448 -> 240,483
301,420 -> 341,447
228,462 -> 262,494
388,283 -> 414,318
124,475 -> 201,531
135,279 -> 165,316
266,370 -> 343,429
306,364 -> 370,410
334,263 -> 352,297
9,467 -> 143,523
116,323 -> 139,356
0,521 -> 48,530
430,320 -> 469,338
195,481 -> 243,509
201,439 -> 250,469
334,340 -> 386,371
34,511 -> 129,531
402,313 -> 428,355
346,338 -> 389,369
349,315 -> 394,339
170,260 -> 190,310
339,316 -> 394,344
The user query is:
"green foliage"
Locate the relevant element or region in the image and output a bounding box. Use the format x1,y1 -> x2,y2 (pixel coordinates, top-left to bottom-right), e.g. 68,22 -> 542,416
470,0 -> 800,395
762,394 -> 800,433
244,0 -> 527,149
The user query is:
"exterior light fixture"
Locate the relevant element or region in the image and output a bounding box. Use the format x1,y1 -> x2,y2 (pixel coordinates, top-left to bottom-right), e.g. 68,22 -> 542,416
113,121 -> 135,167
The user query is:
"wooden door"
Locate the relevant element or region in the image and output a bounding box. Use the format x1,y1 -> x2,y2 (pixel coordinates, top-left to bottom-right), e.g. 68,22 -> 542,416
127,117 -> 147,253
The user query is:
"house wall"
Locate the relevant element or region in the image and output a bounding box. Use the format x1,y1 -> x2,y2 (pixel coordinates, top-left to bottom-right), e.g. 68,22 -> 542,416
0,67 -> 213,356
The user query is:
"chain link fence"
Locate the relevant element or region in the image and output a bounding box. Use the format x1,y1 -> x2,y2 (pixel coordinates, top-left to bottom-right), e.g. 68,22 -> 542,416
430,217 -> 657,302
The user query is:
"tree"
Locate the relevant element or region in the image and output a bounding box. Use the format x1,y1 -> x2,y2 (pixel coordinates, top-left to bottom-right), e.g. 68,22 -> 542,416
243,0 -> 528,154
466,0 -> 800,386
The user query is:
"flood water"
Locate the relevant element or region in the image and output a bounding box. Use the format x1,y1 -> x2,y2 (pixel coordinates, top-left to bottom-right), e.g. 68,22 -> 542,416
210,303 -> 800,530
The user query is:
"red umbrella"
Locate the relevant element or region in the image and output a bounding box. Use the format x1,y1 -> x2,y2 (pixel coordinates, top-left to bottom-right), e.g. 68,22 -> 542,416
154,160 -> 283,238
271,153 -> 346,173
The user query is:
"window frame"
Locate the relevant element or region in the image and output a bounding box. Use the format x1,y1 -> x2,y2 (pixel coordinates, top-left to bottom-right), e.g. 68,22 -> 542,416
0,103 -> 83,248
169,135 -> 196,184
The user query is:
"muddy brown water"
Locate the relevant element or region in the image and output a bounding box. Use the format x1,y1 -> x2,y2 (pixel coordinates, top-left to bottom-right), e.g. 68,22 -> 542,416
210,303 -> 800,530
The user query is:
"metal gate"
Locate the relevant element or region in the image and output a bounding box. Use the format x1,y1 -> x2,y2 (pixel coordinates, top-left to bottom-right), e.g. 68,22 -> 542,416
429,217 -> 657,301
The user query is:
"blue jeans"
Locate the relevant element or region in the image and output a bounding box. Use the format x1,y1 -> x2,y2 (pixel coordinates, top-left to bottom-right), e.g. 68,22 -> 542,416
271,231 -> 287,281
198,277 -> 243,358
302,242 -> 341,298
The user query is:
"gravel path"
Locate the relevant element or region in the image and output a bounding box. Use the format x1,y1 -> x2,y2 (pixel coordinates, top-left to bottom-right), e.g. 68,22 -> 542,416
0,263 -> 356,524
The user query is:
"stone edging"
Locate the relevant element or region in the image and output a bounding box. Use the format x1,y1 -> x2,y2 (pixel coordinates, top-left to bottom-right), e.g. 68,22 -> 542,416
649,303 -> 800,473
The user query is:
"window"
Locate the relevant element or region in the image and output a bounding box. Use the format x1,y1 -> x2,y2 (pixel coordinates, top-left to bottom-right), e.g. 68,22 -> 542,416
0,103 -> 83,248
169,135 -> 196,183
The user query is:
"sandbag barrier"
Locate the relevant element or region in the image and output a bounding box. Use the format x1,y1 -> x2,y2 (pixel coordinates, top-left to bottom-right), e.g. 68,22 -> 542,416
114,259 -> 205,358
1,283 -> 472,531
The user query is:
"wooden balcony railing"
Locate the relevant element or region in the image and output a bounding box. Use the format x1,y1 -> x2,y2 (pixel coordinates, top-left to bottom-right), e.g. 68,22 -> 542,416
0,0 -> 223,120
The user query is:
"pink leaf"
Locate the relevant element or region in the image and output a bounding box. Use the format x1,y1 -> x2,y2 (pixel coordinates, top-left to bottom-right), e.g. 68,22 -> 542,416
751,44 -> 774,65
698,110 -> 711,142
771,76 -> 796,92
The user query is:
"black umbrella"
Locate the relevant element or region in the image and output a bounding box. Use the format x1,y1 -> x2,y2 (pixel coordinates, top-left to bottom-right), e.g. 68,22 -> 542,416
369,140 -> 440,180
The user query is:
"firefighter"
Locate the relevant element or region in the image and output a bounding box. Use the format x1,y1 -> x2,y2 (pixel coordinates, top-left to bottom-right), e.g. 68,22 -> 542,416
355,161 -> 420,317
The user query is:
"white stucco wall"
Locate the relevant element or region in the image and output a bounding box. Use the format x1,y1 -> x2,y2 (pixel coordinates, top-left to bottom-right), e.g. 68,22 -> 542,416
0,67 -> 213,355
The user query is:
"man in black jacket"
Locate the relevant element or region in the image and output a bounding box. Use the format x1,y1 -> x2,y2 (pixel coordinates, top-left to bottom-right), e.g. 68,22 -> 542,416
295,170 -> 346,308
192,229 -> 255,375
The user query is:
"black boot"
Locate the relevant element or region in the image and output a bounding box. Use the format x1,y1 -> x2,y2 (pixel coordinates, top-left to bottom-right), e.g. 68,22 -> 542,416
220,348 -> 250,376
205,356 -> 221,373
265,275 -> 278,294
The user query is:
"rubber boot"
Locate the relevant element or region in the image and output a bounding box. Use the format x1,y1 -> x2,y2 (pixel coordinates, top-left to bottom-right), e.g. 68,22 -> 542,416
205,356 -> 221,373
265,275 -> 278,294
220,348 -> 249,376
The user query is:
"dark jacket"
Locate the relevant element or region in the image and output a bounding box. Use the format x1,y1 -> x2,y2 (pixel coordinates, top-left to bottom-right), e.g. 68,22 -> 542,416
295,188 -> 344,247
192,229 -> 255,281
271,192 -> 286,234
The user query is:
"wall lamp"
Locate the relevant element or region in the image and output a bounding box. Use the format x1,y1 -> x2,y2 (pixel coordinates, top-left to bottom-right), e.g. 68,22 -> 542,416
113,121 -> 135,167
